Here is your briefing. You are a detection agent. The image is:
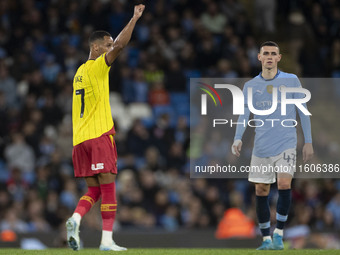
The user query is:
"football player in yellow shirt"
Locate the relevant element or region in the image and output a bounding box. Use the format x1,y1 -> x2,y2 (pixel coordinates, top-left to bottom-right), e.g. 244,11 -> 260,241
66,4 -> 145,251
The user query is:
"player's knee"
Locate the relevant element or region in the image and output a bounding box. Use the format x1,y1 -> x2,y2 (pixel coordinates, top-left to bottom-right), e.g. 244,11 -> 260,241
98,172 -> 117,184
277,179 -> 291,190
277,182 -> 291,190
255,184 -> 270,196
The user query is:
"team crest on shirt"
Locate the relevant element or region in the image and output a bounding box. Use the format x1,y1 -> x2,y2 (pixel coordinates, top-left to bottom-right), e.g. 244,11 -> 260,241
266,85 -> 273,94
74,75 -> 83,83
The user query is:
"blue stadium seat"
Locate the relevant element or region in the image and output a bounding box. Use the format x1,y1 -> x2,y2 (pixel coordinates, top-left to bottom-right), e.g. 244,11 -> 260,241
141,117 -> 155,128
184,70 -> 201,79
135,157 -> 146,170
174,103 -> 190,118
332,71 -> 340,77
128,47 -> 140,68
170,92 -> 189,105
184,70 -> 202,92
117,158 -> 126,171
169,93 -> 190,120
0,160 -> 9,182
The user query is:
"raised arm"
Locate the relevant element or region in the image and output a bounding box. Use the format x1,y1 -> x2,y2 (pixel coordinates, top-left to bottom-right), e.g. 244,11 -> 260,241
106,4 -> 145,65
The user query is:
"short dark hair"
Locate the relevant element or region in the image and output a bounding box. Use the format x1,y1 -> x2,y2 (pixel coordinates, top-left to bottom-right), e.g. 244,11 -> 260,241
260,41 -> 280,52
88,31 -> 111,46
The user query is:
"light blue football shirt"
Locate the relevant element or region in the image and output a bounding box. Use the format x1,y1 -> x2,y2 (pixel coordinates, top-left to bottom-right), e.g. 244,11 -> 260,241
234,70 -> 312,158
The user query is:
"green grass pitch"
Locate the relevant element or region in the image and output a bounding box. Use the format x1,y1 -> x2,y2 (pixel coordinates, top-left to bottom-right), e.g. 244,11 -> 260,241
1,249 -> 340,255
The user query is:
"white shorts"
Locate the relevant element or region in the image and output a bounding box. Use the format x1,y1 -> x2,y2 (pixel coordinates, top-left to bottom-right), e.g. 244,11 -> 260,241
248,148 -> 296,184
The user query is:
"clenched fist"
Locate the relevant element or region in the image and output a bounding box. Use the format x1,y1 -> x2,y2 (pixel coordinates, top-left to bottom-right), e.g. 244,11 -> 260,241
133,4 -> 145,19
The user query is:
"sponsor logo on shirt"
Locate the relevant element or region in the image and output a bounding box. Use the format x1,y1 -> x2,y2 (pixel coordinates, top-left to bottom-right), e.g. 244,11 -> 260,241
91,163 -> 104,170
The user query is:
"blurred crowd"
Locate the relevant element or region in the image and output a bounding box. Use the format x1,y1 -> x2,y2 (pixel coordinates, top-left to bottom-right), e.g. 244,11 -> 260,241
0,0 -> 340,240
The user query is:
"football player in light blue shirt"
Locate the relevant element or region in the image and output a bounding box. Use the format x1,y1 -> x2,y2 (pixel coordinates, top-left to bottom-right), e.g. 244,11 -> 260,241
231,41 -> 313,250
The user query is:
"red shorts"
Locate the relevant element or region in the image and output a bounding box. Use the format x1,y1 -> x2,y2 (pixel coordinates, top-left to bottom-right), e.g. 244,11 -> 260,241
72,135 -> 118,177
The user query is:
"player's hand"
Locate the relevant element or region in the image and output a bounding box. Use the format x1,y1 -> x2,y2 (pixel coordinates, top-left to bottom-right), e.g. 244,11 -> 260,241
303,143 -> 314,163
133,4 -> 145,19
231,140 -> 242,157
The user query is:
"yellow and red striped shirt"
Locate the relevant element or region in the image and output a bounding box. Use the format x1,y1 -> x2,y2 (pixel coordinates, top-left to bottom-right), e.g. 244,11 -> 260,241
72,53 -> 114,146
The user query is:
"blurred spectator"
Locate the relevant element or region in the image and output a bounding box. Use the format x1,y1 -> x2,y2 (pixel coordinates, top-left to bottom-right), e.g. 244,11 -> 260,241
0,189 -> 11,220
6,167 -> 29,202
166,142 -> 186,170
139,169 -> 160,210
179,42 -> 196,69
41,55 -> 61,83
132,68 -> 148,103
255,0 -> 276,34
127,119 -> 151,157
108,0 -> 127,36
326,193 -> 340,229
150,114 -> 174,157
27,199 -> 51,232
45,191 -> 63,228
56,117 -> 73,161
0,207 -> 29,233
4,133 -> 35,175
164,60 -> 187,92
148,81 -> 170,106
196,37 -> 220,71
160,205 -> 180,231
40,92 -> 63,126
0,61 -> 17,108
144,147 -> 164,172
0,0 -> 339,237
56,78 -> 73,115
0,91 -> 8,138
144,63 -> 164,84
59,179 -> 77,211
200,2 -> 227,34
216,59 -> 238,78
331,40 -> 340,75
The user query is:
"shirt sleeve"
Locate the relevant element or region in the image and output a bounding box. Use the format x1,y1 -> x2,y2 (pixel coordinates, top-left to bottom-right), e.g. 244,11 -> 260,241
293,76 -> 304,99
90,53 -> 111,74
234,83 -> 250,141
234,105 -> 250,141
295,77 -> 313,143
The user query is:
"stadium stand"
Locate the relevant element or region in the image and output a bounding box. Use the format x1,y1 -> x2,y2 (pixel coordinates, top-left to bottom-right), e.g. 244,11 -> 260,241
0,0 -> 339,249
